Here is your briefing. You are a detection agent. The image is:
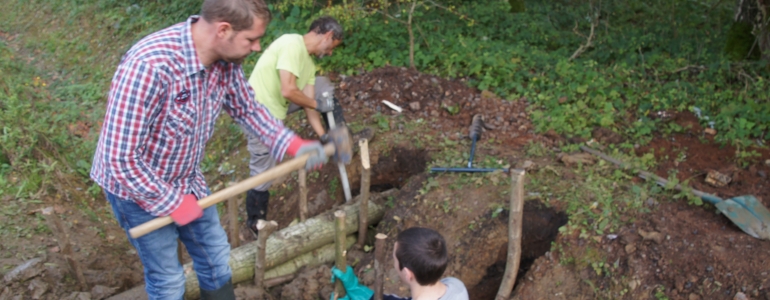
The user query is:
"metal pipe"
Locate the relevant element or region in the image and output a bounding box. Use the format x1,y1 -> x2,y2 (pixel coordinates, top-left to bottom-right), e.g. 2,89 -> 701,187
468,136 -> 478,168
327,111 -> 353,202
430,167 -> 509,173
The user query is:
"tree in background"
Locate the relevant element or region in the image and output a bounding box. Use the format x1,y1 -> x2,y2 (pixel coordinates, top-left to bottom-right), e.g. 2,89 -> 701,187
726,0 -> 770,60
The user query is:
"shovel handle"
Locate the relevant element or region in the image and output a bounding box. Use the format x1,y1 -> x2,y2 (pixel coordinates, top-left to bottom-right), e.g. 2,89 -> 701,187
579,146 -> 722,205
128,143 -> 336,239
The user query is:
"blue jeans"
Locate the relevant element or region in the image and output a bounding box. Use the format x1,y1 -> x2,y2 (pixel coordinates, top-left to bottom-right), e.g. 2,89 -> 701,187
106,192 -> 232,300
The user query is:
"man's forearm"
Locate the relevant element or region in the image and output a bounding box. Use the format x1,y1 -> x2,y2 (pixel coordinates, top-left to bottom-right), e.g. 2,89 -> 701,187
284,88 -> 317,109
305,108 -> 326,138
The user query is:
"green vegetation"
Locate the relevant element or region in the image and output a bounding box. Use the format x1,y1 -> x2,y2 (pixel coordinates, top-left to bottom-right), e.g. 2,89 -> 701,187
1,0 -> 767,220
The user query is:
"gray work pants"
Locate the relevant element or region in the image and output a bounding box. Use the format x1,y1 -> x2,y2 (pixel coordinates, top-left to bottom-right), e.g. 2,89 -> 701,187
245,76 -> 342,192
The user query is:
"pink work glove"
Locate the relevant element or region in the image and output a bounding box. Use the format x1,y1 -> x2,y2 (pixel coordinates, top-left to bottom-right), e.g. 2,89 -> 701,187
286,136 -> 328,171
170,194 -> 203,226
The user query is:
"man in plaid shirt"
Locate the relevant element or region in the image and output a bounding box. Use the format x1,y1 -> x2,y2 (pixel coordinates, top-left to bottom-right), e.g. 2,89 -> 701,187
90,0 -> 327,298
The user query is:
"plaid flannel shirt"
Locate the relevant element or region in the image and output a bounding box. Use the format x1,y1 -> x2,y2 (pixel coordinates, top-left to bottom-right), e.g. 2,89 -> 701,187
91,16 -> 296,217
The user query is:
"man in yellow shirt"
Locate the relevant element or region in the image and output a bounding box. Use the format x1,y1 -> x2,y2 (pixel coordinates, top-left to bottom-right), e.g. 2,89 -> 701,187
244,17 -> 364,236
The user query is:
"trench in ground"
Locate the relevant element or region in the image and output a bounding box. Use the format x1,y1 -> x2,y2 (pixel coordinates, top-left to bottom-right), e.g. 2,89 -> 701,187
345,147 -> 567,299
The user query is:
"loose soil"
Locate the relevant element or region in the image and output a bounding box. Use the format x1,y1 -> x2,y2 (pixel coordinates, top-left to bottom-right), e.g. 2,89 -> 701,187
2,66 -> 768,300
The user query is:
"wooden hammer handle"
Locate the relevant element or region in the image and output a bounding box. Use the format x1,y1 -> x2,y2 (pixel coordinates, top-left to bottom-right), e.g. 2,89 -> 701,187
128,143 -> 336,239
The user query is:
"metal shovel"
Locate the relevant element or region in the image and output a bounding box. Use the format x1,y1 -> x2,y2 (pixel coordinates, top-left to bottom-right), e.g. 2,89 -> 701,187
581,145 -> 770,240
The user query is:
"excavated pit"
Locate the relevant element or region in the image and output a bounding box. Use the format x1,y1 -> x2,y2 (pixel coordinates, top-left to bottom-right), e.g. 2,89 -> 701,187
468,200 -> 568,299
352,147 -> 428,195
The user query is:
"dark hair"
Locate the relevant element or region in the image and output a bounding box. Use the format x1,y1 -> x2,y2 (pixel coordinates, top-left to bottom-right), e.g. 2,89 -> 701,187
309,16 -> 344,40
201,0 -> 271,32
396,227 -> 448,286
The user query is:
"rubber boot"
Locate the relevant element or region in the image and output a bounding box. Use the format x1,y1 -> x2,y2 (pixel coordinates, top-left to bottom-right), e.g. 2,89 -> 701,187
245,190 -> 269,237
199,279 -> 235,300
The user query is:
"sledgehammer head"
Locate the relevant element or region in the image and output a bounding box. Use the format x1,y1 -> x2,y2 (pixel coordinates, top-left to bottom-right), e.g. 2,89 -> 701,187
327,126 -> 352,164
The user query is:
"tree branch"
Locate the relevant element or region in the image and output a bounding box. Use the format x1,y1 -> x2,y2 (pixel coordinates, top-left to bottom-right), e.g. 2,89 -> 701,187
569,16 -> 597,61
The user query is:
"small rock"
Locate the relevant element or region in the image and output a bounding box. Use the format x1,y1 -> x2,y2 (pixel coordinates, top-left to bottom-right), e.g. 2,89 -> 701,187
646,197 -> 658,207
91,285 -> 118,300
705,170 -> 731,187
63,292 -> 92,300
765,159 -> 770,166
521,160 -> 536,171
676,276 -> 686,292
758,170 -> 767,178
733,292 -> 748,300
430,110 -> 439,117
372,83 -> 382,92
4,257 -> 45,283
409,102 -> 421,111
28,278 -> 48,299
705,128 -> 717,135
638,229 -> 665,244
628,278 -> 641,291
625,244 -> 637,254
688,274 -> 699,284
706,266 -> 713,272
689,293 -> 702,300
559,153 -> 597,167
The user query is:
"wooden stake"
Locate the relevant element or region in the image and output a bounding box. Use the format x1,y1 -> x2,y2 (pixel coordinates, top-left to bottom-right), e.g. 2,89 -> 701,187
373,233 -> 388,300
41,207 -> 88,291
334,210 -> 347,299
228,196 -> 240,248
177,240 -> 185,265
254,220 -> 278,298
495,169 -> 526,300
299,169 -> 308,222
357,139 -> 371,247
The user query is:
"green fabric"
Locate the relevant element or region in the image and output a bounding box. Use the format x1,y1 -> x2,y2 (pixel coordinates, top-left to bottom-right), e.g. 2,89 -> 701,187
248,34 -> 316,119
330,265 -> 374,300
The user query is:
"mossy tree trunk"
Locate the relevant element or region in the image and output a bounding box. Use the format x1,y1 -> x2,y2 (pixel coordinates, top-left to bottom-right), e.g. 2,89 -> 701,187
725,0 -> 770,60
508,0 -> 525,13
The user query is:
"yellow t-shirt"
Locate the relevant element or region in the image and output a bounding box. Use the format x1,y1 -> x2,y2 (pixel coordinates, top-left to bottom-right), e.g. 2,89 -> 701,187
248,34 -> 316,119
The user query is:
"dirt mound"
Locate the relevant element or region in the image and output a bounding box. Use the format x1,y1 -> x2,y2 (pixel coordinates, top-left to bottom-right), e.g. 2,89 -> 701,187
333,66 -> 533,147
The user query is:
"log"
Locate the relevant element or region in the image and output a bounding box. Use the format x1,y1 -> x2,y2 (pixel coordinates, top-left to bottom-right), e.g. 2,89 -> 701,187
373,233 -> 387,300
107,236 -> 356,300
358,139 -> 371,247
299,169 -> 308,222
334,211 -> 347,299
495,169 -> 526,300
264,235 -> 356,279
182,200 -> 385,299
254,220 -> 278,297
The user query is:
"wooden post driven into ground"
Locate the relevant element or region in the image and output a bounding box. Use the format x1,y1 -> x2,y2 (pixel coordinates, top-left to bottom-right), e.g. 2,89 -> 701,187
299,169 -> 308,222
41,207 -> 88,291
334,210 -> 347,299
228,196 -> 240,248
177,241 -> 185,265
254,220 -> 278,298
373,233 -> 387,300
358,139 -> 371,247
495,169 -> 526,300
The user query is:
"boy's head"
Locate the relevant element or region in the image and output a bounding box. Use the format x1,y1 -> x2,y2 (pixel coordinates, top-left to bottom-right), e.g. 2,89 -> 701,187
393,227 -> 448,286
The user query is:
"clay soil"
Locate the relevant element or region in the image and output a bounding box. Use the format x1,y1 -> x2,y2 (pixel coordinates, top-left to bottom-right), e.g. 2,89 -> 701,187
2,66 -> 769,300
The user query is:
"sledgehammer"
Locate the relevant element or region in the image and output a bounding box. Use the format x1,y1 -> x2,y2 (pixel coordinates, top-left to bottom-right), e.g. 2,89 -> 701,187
128,126 -> 352,239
